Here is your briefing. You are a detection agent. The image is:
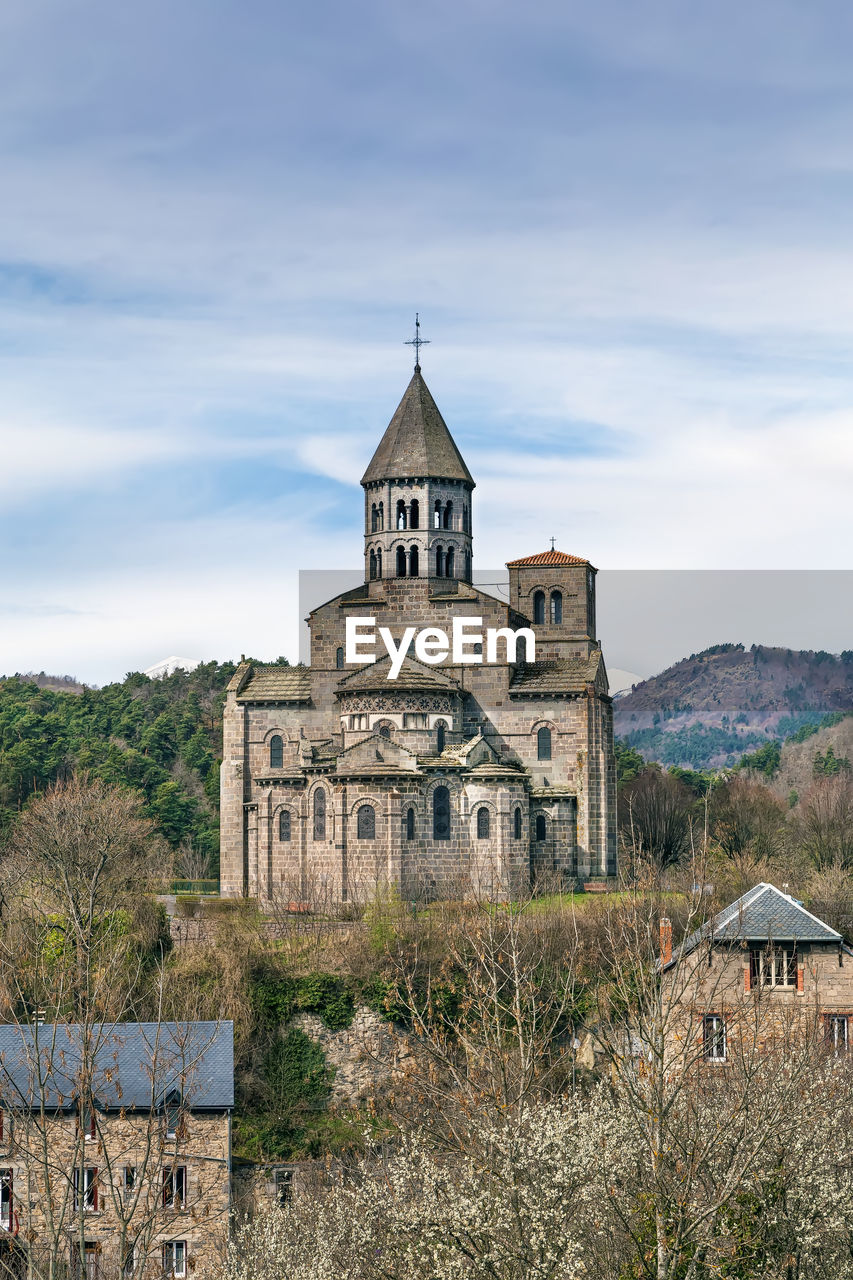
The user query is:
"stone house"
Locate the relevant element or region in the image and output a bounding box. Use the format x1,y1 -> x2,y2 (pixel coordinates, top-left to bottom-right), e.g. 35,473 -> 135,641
0,1021 -> 233,1279
220,363 -> 617,905
661,882 -> 853,1062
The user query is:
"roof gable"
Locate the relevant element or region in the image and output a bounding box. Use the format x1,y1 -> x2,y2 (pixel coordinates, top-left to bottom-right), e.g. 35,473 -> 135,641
336,654 -> 462,694
361,369 -> 474,486
671,883 -> 842,967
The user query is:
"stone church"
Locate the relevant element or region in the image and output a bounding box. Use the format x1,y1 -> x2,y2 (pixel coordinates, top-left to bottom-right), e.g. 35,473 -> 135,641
220,365 -> 617,903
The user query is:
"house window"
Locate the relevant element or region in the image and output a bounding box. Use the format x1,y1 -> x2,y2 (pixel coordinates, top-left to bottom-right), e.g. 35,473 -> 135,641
269,735 -> 283,769
535,814 -> 547,842
336,646 -> 344,669
357,805 -> 376,840
72,1243 -> 100,1280
396,546 -> 407,577
703,1014 -> 727,1062
80,1102 -> 96,1142
279,810 -> 291,842
514,807 -> 522,840
436,721 -> 447,753
123,1166 -> 135,1197
313,789 -> 326,841
165,1097 -> 181,1140
550,590 -> 562,624
533,591 -> 545,625
162,1166 -> 187,1210
405,807 -> 415,840
537,727 -> 552,760
476,807 -> 490,839
275,1167 -> 294,1205
162,1242 -> 186,1278
72,1167 -> 98,1212
0,1170 -> 12,1231
749,944 -> 798,989
433,786 -> 450,840
825,1014 -> 850,1054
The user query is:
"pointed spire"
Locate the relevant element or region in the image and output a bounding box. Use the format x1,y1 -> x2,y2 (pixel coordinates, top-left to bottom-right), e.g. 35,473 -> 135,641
361,368 -> 474,487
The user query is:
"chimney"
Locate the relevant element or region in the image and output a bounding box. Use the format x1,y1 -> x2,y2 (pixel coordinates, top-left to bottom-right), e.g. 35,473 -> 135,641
660,917 -> 673,966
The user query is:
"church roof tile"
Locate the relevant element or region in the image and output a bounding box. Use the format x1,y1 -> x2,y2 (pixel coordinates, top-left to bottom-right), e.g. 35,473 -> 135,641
506,550 -> 591,567
509,653 -> 602,694
235,666 -> 312,702
361,369 -> 474,486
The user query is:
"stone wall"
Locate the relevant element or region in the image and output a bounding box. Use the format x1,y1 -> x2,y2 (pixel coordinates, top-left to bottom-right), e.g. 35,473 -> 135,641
292,1006 -> 416,1106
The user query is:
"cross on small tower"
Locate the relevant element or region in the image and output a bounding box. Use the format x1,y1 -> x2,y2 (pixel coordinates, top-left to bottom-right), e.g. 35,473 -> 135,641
405,313 -> 430,370
550,536 -> 556,551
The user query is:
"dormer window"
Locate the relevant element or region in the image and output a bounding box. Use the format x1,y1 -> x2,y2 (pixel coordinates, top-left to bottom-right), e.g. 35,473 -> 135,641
749,944 -> 798,989
80,1102 -> 96,1142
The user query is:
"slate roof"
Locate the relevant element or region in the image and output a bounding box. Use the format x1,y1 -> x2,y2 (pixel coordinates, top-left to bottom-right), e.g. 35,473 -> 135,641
509,654 -> 602,695
361,369 -> 474,486
668,883 -> 842,969
235,666 -> 311,703
0,1021 -> 234,1111
506,550 -> 592,568
336,654 -> 462,694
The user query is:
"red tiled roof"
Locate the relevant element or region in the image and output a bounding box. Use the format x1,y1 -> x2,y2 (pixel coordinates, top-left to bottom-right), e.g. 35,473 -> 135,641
505,550 -> 591,567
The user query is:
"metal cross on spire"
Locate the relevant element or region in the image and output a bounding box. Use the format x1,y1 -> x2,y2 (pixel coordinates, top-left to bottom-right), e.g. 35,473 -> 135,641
550,536 -> 557,551
405,313 -> 430,370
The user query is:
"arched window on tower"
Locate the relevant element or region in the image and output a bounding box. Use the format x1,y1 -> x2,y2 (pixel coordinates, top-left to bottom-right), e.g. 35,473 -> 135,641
279,810 -> 291,842
378,502 -> 384,530
535,813 -> 547,842
433,785 -> 450,840
269,735 -> 283,768
409,499 -> 419,529
476,807 -> 490,839
550,590 -> 563,624
336,647 -> 344,669
434,500 -> 441,529
435,546 -> 444,577
405,807 -> 415,840
313,789 -> 326,841
357,805 -> 375,840
537,726 -> 552,760
445,547 -> 455,578
533,591 -> 545,625
396,546 -> 407,577
369,550 -> 376,580
443,500 -> 453,529
408,546 -> 419,576
464,551 -> 471,581
514,806 -> 522,840
376,549 -> 382,578
396,500 -> 407,531
371,503 -> 378,532
436,721 -> 447,753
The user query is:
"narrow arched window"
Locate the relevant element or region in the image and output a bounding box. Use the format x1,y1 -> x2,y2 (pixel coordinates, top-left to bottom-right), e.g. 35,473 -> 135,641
378,502 -> 384,530
435,546 -> 444,577
462,506 -> 468,532
396,546 -> 407,577
535,813 -> 547,841
514,806 -> 522,840
406,807 -> 415,840
537,727 -> 552,760
336,647 -> 344,669
434,500 -> 441,529
279,810 -> 291,842
433,785 -> 450,840
409,499 -> 419,529
436,721 -> 446,753
371,504 -> 378,532
533,591 -> 545,625
550,590 -> 562,624
409,546 -> 419,576
443,500 -> 452,529
369,550 -> 376,580
269,735 -> 283,768
376,549 -> 382,578
476,807 -> 490,839
396,499 -> 407,530
357,805 -> 375,840
313,789 -> 326,841
445,547 -> 455,578
465,551 -> 471,581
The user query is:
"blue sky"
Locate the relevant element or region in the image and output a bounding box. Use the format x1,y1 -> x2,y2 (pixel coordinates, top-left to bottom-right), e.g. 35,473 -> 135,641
1,1 -> 852,684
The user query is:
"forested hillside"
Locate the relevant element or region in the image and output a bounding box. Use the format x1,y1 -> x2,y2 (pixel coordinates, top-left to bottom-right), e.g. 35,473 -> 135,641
0,661 -> 240,869
615,643 -> 853,769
